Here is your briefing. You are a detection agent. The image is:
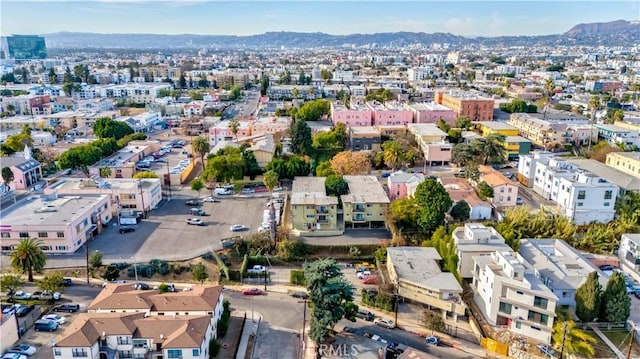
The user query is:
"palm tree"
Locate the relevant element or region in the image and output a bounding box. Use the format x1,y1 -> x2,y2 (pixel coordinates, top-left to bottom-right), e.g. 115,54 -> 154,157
10,238 -> 47,282
263,170 -> 279,193
228,118 -> 240,140
191,136 -> 210,170
552,320 -> 596,358
472,134 -> 506,165
99,166 -> 112,178
382,140 -> 404,170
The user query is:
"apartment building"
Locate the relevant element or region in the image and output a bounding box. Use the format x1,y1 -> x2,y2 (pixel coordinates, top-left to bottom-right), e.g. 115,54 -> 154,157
386,170 -> 425,200
387,247 -> 466,321
406,67 -> 434,81
98,84 -> 172,103
349,126 -> 381,151
90,142 -> 160,179
476,121 -> 519,137
407,123 -> 452,165
519,239 -> 607,307
267,85 -> 317,100
452,223 -> 511,279
567,158 -> 640,196
593,124 -> 640,148
585,80 -> 623,92
250,116 -> 292,136
342,176 -> 390,229
507,112 -> 593,148
478,166 -> 519,208
45,177 -> 162,216
505,86 -> 543,101
208,120 -> 252,146
330,101 -> 372,127
435,91 -> 494,121
367,101 -> 413,126
0,157 -> 41,190
619,234 -> 640,272
555,171 -> 619,225
290,177 -> 340,236
440,176 -> 492,220
606,152 -> 640,178
0,194 -> 112,254
517,151 -> 555,187
407,102 -> 456,125
472,250 -> 557,343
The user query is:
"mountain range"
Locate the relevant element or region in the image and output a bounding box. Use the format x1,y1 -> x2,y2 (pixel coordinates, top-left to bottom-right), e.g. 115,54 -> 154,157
43,20 -> 639,49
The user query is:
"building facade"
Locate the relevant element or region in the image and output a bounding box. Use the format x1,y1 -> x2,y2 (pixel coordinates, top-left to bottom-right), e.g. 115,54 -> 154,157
341,176 -> 390,229
349,126 -> 381,151
452,223 -> 511,279
606,152 -> 640,178
290,177 -> 340,236
435,91 -> 494,121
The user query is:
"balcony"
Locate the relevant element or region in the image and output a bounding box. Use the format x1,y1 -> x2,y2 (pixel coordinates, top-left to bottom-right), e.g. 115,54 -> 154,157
316,207 -> 329,214
99,347 -> 116,359
353,205 -> 366,213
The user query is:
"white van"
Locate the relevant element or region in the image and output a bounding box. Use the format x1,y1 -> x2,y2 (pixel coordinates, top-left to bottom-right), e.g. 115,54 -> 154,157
214,188 -> 232,195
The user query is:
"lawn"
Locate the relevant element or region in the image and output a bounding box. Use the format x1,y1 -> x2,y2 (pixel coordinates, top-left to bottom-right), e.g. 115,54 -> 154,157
601,328 -> 640,358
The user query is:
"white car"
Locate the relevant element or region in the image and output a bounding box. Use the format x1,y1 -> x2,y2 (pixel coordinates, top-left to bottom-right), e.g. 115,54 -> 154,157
374,318 -> 396,329
6,344 -> 36,356
42,314 -> 67,324
230,224 -> 247,232
14,291 -> 31,299
202,197 -> 220,203
186,218 -> 205,226
2,353 -> 27,359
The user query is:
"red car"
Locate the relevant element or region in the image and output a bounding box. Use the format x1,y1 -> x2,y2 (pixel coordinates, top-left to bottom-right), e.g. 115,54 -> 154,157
362,276 -> 378,285
242,288 -> 263,296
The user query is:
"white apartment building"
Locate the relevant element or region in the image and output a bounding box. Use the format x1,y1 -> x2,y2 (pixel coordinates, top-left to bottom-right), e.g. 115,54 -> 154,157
619,233 -> 640,272
472,250 -> 557,343
452,223 -> 511,279
407,67 -> 434,81
555,171 -> 618,225
519,239 -> 608,307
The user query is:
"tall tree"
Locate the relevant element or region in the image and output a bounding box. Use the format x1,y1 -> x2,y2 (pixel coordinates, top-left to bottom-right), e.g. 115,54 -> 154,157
451,143 -> 476,167
99,166 -> 112,178
575,271 -> 602,323
263,170 -> 279,192
2,167 -> 15,190
325,175 -> 348,197
382,140 -> 404,170
329,151 -> 371,175
190,178 -> 204,196
191,263 -> 209,284
259,74 -> 269,96
0,273 -> 24,302
600,271 -> 631,322
228,118 -> 240,140
304,259 -> 355,351
191,136 -> 211,170
288,119 -> 312,156
38,272 -> 64,295
413,179 -> 452,236
10,238 -> 47,282
551,320 -> 596,358
471,134 -> 507,165
450,200 -> 470,221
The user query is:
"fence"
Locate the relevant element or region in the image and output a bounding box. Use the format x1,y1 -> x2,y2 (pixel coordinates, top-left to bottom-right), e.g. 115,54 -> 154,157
17,306 -> 43,337
480,337 -> 509,356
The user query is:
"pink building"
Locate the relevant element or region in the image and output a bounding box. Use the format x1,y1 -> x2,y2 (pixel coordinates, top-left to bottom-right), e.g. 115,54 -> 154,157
208,120 -> 252,146
1,157 -> 42,191
367,101 -> 413,126
183,102 -> 204,116
330,101 -> 372,127
387,171 -> 425,200
409,102 -> 457,125
251,116 -> 292,136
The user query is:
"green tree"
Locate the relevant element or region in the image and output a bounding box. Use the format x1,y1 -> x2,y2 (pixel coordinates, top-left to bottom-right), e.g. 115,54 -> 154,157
450,143 -> 476,167
471,134 -> 506,165
133,171 -> 158,179
315,161 -> 335,176
47,68 -> 58,84
263,170 -> 279,192
157,283 -> 170,293
289,119 -> 312,156
420,311 -> 446,333
285,156 -> 310,178
191,136 -> 211,169
93,117 -> 134,140
575,271 -> 602,323
2,167 -> 15,190
178,73 -> 187,89
89,251 -> 103,269
477,181 -> 494,199
38,272 -> 64,294
241,148 -> 261,179
450,200 -> 470,221
413,179 -> 452,236
551,320 -> 596,358
0,273 -> 24,301
229,85 -> 242,101
325,175 -> 348,196
10,238 -> 47,282
422,226 -> 458,275
291,87 -> 300,99
454,116 -> 472,129
190,178 -> 204,196
102,265 -> 120,282
304,259 -> 355,349
382,140 -> 404,170
260,74 -> 270,96
191,263 -> 209,284
295,99 -> 330,122
228,118 -> 240,140
203,147 -> 246,183
99,166 -> 112,178
600,271 -> 631,322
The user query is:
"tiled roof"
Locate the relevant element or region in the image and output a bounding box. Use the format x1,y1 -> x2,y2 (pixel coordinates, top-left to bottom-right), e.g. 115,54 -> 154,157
88,284 -> 222,312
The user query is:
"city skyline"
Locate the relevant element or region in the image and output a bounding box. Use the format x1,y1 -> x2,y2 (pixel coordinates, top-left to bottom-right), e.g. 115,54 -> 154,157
0,1 -> 638,38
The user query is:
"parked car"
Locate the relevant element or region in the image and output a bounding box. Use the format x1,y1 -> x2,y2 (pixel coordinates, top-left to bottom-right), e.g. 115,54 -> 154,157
537,344 -> 556,357
214,188 -> 233,195
203,196 -> 220,203
230,224 -> 247,232
221,239 -> 235,249
42,314 -> 67,325
273,186 -> 284,192
258,224 -> 271,232
34,319 -> 59,332
62,278 -> 73,286
133,282 -> 150,290
599,264 -> 615,271
516,197 -> 523,205
6,344 -> 36,356
374,318 -> 396,329
356,310 -> 375,321
290,291 -> 309,299
14,291 -> 31,299
189,208 -> 207,216
425,336 -> 439,345
241,188 -> 255,194
249,265 -> 267,273
186,218 -> 205,226
185,200 -> 202,206
2,353 -> 27,359
119,226 -> 135,234
16,304 -> 35,317
362,276 -> 378,285
242,288 -> 263,296
53,304 -> 80,313
31,291 -> 61,301
357,270 -> 371,279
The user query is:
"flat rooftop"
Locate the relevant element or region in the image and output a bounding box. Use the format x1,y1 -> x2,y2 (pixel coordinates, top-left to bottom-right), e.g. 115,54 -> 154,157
566,158 -> 640,191
387,247 -> 462,292
350,126 -> 380,136
476,121 -> 517,131
341,175 -> 390,204
96,144 -> 149,168
0,194 -> 108,226
407,123 -> 447,137
291,177 -> 337,206
47,177 -> 160,192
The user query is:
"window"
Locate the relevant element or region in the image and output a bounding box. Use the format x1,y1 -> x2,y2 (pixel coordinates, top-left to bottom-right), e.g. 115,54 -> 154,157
19,232 -> 29,238
57,232 -> 65,238
528,311 -> 549,325
533,296 -> 548,310
577,202 -> 583,207
604,190 -> 612,200
38,232 -> 48,238
167,350 -> 182,359
1,232 -> 9,238
133,340 -> 146,348
118,351 -> 132,359
54,349 -> 61,356
117,337 -> 131,345
72,349 -> 87,357
192,349 -> 200,356
577,190 -> 586,200
516,290 -> 524,295
515,321 -> 522,329
498,302 -> 512,314
604,202 -> 610,207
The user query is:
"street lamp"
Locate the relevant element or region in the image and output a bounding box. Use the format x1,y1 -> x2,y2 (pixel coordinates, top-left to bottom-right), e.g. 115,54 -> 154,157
131,256 -> 138,282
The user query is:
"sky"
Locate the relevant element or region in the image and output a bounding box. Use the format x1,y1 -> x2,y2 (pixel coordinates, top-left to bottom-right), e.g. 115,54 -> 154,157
0,0 -> 638,37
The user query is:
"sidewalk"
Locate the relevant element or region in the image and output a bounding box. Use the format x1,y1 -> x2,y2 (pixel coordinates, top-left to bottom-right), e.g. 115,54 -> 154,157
236,311 -> 262,359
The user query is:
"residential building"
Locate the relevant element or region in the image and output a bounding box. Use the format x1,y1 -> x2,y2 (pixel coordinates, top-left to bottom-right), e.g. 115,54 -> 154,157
0,194 -> 112,254
619,234 -> 640,272
519,239 -> 607,307
478,166 -> 519,208
504,136 -> 532,159
593,124 -> 640,148
517,151 -> 555,187
387,247 -> 466,320
408,102 -> 456,125
567,158 -> 640,196
585,80 -> 623,92
183,101 -> 205,116
0,310 -> 19,351
115,112 -> 162,133
475,121 -> 519,137
605,152 -> 640,178
45,177 -> 162,216
250,116 -> 292,136
435,91 -> 494,121
290,177 -> 340,236
387,170 -> 425,200
507,113 -> 592,148
555,171 -> 619,225
505,86 -> 543,101
330,101 -> 372,127
236,134 -> 276,168
407,67 -> 434,81
90,142 -> 160,179
472,250 -> 557,343
341,176 -> 390,229
0,156 -> 41,190
267,85 -> 317,100
452,223 -> 511,279
208,120 -> 251,147
349,126 -> 381,151
407,123 -> 452,165
367,101 -> 413,126
440,176 -> 492,220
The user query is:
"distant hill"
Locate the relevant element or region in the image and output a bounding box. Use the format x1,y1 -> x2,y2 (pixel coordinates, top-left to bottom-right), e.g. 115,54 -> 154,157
42,20 -> 639,49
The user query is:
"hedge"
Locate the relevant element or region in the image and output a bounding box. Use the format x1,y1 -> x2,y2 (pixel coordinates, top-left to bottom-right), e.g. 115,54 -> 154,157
290,269 -> 306,286
362,289 -> 393,311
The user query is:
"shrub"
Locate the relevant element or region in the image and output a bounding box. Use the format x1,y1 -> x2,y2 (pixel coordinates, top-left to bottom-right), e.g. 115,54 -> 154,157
290,269 -> 306,286
208,338 -> 221,359
362,289 -> 393,311
240,254 -> 249,274
216,300 -> 231,338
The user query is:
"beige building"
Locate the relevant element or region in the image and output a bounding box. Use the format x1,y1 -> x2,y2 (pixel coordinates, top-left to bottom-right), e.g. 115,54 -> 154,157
290,177 -> 340,236
341,176 -> 390,229
478,165 -> 519,207
250,116 -> 292,136
387,247 -> 466,320
606,152 -> 640,178
0,194 -> 112,254
90,141 -> 161,179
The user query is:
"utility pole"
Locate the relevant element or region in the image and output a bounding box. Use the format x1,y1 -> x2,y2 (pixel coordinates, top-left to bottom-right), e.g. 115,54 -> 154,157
627,324 -> 635,359
559,321 -> 568,359
85,240 -> 90,285
299,299 -> 308,352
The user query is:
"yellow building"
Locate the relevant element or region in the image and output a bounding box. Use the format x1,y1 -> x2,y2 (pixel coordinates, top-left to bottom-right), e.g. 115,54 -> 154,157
606,152 -> 640,178
476,121 -> 519,137
290,177 -> 340,236
341,175 -> 390,229
614,121 -> 640,132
